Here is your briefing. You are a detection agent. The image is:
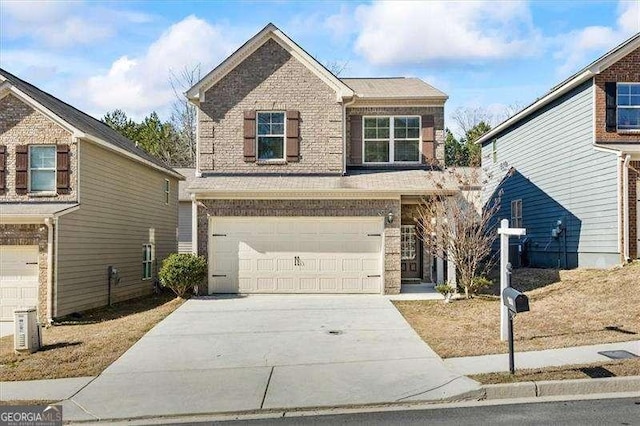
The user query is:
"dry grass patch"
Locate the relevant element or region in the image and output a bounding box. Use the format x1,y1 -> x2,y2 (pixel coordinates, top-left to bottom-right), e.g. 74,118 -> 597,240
472,358 -> 640,384
394,262 -> 640,358
0,292 -> 184,381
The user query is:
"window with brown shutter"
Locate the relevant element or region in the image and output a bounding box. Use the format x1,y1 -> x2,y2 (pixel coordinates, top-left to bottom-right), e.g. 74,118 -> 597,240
421,115 -> 435,163
605,82 -> 617,132
57,144 -> 70,194
286,110 -> 300,162
0,145 -> 6,193
15,145 -> 28,194
243,110 -> 256,162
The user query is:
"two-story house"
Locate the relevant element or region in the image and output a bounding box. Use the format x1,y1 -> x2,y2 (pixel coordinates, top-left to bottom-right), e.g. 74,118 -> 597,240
478,33 -> 640,269
0,69 -> 183,325
185,24 -> 457,295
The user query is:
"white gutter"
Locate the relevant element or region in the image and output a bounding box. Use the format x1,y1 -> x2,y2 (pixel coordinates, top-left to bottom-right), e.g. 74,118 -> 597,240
623,154 -> 631,262
191,193 -> 198,255
342,96 -> 357,175
44,217 -> 54,324
476,70 -> 594,145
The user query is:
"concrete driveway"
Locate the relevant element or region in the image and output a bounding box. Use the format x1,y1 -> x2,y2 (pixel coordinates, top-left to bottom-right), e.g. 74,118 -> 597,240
63,295 -> 480,420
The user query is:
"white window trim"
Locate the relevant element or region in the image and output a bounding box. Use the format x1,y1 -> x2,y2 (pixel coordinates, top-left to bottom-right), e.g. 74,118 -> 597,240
362,115 -> 422,164
28,145 -> 57,194
492,140 -> 498,164
256,111 -> 286,162
142,243 -> 154,280
164,179 -> 170,205
511,199 -> 523,228
616,82 -> 640,132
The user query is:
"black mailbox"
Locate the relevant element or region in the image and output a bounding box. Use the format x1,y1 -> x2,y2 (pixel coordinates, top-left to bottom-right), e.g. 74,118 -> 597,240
502,287 -> 530,313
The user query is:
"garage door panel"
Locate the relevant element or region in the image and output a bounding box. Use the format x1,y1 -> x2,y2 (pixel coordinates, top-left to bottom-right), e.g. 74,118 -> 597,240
0,245 -> 39,321
209,218 -> 383,294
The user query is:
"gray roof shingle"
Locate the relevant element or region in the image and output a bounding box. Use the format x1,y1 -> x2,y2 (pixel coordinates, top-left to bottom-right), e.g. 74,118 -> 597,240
0,68 -> 178,176
341,78 -> 447,99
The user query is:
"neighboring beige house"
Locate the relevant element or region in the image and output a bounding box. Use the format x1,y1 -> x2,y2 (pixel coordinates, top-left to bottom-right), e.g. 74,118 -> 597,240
0,69 -> 183,324
175,168 -> 195,253
185,23 -> 460,295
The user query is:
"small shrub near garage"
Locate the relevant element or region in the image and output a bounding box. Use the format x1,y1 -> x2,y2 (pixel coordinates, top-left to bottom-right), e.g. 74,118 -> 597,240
159,253 -> 207,298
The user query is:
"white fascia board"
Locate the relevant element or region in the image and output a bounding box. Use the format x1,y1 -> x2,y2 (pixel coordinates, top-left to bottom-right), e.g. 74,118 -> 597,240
476,70 -> 594,145
187,24 -> 353,103
0,214 -> 51,224
187,188 -> 457,199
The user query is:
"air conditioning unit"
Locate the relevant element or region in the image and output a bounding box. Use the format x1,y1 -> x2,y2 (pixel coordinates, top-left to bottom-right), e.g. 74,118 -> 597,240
14,307 -> 41,353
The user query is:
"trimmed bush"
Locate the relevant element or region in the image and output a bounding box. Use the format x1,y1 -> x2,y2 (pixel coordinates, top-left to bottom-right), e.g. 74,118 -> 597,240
158,253 -> 207,298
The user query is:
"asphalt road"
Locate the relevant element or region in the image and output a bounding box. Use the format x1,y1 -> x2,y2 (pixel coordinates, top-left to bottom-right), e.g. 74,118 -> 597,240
214,397 -> 640,425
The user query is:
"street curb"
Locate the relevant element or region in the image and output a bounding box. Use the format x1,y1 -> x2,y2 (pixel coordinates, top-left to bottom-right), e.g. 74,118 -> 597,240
482,376 -> 640,400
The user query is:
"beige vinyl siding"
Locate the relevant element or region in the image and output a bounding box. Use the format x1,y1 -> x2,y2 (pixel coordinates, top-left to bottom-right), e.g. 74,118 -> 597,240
178,201 -> 192,253
55,141 -> 178,317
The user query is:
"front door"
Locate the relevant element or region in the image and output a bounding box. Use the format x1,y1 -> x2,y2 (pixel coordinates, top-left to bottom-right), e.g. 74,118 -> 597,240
401,225 -> 421,280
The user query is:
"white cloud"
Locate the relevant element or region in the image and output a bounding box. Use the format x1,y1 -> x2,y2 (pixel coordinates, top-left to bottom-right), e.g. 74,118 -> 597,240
554,0 -> 639,75
0,1 -> 154,47
80,16 -> 236,119
352,0 -> 539,65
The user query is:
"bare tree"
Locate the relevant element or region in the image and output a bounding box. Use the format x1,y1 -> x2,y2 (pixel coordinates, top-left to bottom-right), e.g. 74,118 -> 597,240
413,168 -> 502,299
451,106 -> 493,137
169,64 -> 201,167
325,60 -> 350,76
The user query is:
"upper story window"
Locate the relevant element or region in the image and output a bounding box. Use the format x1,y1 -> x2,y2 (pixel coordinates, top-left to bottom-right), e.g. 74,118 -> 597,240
164,179 -> 170,204
363,116 -> 420,163
617,83 -> 640,131
511,199 -> 523,228
257,112 -> 285,160
29,145 -> 56,192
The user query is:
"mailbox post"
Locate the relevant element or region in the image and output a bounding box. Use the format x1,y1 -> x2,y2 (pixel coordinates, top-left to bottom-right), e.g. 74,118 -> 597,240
502,287 -> 530,374
498,219 -> 526,341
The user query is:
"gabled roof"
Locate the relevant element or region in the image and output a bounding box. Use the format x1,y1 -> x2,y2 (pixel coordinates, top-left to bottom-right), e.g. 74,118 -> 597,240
0,68 -> 182,178
187,23 -> 354,102
477,32 -> 640,145
341,78 -> 447,100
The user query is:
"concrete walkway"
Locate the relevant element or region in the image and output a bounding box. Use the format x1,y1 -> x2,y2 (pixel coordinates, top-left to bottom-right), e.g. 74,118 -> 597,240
58,295 -> 479,421
445,340 -> 640,375
0,377 -> 94,401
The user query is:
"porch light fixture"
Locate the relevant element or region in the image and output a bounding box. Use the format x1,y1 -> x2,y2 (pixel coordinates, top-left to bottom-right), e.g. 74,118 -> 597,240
386,212 -> 394,224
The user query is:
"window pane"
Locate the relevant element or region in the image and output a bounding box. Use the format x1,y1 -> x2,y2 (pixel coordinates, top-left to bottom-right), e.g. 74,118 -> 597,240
258,123 -> 270,134
30,146 -> 55,169
630,85 -> 640,95
631,95 -> 640,107
30,170 -> 55,191
618,108 -> 640,129
394,117 -> 407,128
618,95 -> 631,106
376,117 -> 389,128
271,112 -> 284,124
364,141 -> 389,162
407,117 -> 420,128
394,140 -> 419,162
378,128 -> 389,139
407,128 -> 420,138
257,113 -> 270,124
394,127 -> 406,139
364,128 -> 377,139
271,124 -> 284,135
364,118 -> 376,128
258,136 -> 284,160
617,84 -> 630,96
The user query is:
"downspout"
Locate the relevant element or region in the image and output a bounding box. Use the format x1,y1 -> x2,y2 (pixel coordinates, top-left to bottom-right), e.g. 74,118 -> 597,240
623,155 -> 631,262
342,96 -> 357,175
44,217 -> 54,324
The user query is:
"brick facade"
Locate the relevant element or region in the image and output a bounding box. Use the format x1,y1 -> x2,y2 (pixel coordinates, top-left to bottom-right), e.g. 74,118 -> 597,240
346,106 -> 446,166
196,199 -> 402,294
594,46 -> 640,143
0,94 -> 78,201
0,224 -> 50,322
199,39 -> 343,174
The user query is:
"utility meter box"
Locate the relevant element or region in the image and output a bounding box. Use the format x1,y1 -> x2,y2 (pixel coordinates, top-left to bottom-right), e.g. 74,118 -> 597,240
14,307 -> 41,353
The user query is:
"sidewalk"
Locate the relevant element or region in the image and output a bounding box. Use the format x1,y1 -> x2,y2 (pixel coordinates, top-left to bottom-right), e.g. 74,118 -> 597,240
0,376 -> 94,401
445,340 -> 640,375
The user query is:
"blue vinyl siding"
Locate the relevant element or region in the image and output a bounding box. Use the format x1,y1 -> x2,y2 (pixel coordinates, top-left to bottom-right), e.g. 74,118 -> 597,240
483,80 -> 620,268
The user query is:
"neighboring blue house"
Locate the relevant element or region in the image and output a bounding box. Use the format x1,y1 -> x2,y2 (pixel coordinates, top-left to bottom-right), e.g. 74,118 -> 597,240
479,33 -> 640,269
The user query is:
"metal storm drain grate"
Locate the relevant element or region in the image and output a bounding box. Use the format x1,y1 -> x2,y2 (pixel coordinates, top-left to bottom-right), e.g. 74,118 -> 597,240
598,350 -> 639,360
327,330 -> 343,335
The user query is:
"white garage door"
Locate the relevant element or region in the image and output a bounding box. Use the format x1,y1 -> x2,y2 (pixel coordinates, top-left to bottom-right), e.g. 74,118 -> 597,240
209,217 -> 384,294
0,246 -> 39,321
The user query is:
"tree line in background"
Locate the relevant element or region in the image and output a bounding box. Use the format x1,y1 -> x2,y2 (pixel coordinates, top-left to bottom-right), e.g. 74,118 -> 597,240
102,66 -> 200,167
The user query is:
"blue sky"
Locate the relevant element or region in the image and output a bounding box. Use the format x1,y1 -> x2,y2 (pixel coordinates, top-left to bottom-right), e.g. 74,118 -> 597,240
1,0 -> 638,136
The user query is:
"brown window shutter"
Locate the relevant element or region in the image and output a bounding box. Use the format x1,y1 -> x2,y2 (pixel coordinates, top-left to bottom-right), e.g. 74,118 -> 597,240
57,144 -> 70,194
0,145 -> 6,192
243,110 -> 256,162
286,110 -> 300,162
421,115 -> 435,163
605,82 -> 617,132
350,115 -> 363,165
15,145 -> 28,194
